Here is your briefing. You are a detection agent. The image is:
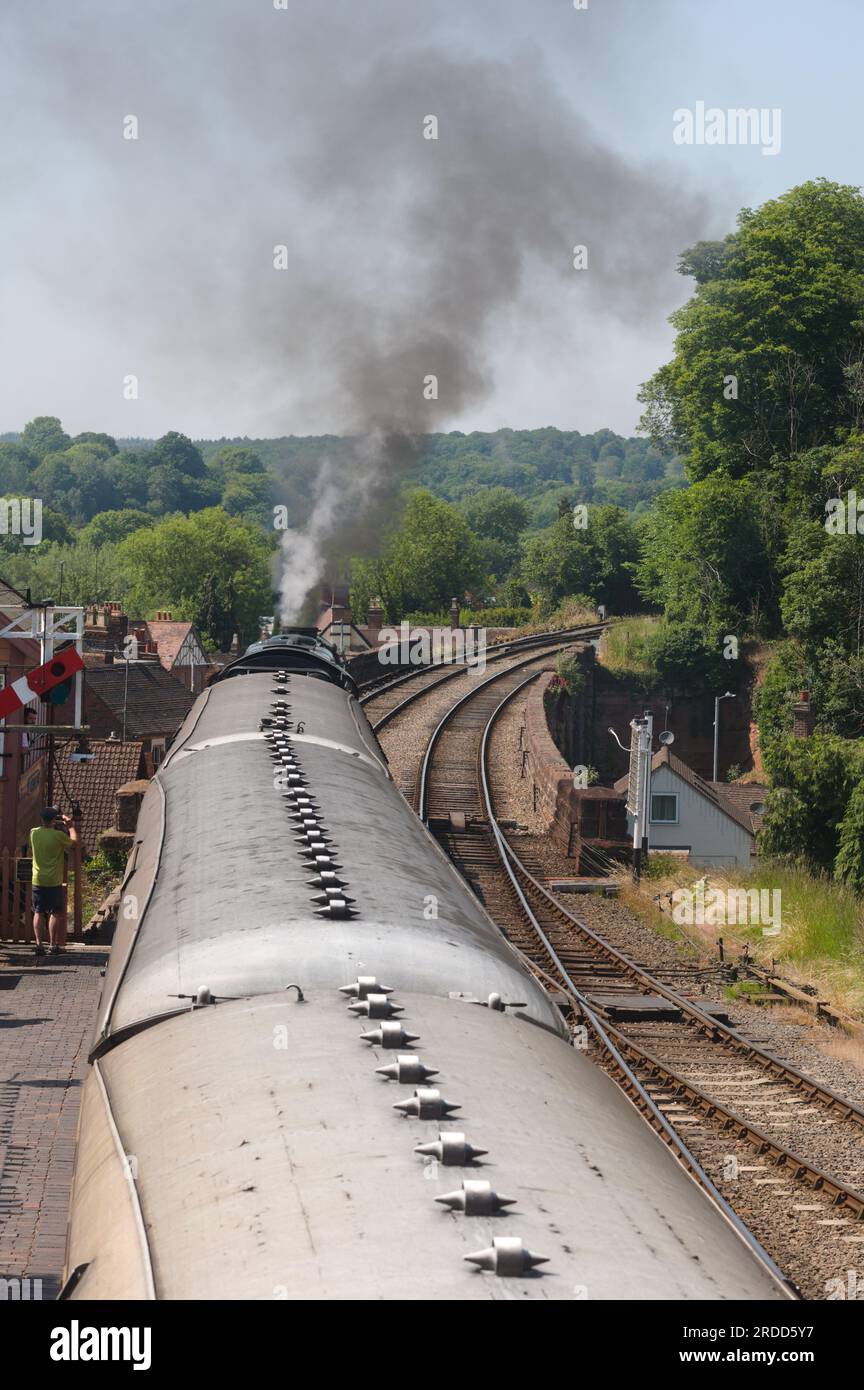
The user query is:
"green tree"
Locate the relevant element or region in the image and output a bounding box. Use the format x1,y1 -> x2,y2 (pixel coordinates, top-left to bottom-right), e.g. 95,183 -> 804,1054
151,431 -> 207,478
460,487 -> 529,545
146,465 -> 189,515
21,416 -> 70,461
208,445 -> 268,485
350,490 -> 484,622
835,781 -> 864,890
31,454 -> 74,507
107,451 -> 152,510
645,623 -> 733,694
758,733 -> 864,872
0,443 -> 37,493
72,431 -> 118,454
639,180 -> 864,478
753,642 -> 811,762
116,507 -> 273,645
67,457 -> 120,520
221,473 -> 272,523
197,572 -> 232,649
0,540 -> 127,604
79,509 -> 155,547
0,505 -> 74,552
634,475 -> 779,637
521,505 -> 639,614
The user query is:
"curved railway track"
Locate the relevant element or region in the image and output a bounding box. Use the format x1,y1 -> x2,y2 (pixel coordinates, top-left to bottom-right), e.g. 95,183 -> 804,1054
397,659 -> 864,1296
358,622 -> 605,731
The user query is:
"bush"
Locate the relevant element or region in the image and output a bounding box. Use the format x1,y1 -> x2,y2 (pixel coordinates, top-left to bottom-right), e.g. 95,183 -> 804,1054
459,605 -> 532,628
645,622 -> 734,693
642,852 -> 686,880
757,734 -> 864,873
84,847 -> 128,888
402,610 -> 450,626
554,652 -> 585,695
835,781 -> 864,891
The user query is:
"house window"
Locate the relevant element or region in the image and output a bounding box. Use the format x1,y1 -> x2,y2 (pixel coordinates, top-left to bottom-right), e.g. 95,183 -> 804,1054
650,793 -> 678,824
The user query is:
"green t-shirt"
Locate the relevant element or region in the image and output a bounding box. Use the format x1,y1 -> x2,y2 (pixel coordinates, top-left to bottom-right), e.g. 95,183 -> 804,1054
29,826 -> 73,887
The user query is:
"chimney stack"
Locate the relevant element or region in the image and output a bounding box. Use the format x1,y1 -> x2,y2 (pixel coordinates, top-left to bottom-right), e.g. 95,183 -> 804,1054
449,597 -> 460,630
792,690 -> 814,737
366,598 -> 383,636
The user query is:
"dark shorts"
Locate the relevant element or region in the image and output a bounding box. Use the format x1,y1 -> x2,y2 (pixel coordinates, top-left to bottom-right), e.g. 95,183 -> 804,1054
32,885 -> 65,914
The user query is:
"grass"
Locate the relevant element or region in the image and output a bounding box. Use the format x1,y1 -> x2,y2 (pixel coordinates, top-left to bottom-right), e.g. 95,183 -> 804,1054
598,615 -> 662,679
724,979 -> 773,1002
494,599 -> 600,639
620,857 -> 864,1019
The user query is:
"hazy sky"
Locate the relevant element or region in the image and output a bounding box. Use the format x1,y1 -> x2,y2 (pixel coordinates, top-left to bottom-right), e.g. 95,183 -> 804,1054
1,0 -> 861,441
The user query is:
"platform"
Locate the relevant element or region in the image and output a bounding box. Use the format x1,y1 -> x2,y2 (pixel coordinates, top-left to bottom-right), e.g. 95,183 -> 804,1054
0,945 -> 107,1300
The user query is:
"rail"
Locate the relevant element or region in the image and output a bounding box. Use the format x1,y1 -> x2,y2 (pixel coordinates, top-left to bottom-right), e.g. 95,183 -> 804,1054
403,659 -> 864,1292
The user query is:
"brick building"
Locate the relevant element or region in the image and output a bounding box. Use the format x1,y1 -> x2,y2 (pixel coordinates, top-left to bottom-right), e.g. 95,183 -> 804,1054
130,612 -> 213,692
316,584 -> 388,653
84,662 -> 195,771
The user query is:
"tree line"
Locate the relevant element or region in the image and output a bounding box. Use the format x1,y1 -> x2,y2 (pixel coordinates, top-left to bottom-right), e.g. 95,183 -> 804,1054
3,178 -> 864,884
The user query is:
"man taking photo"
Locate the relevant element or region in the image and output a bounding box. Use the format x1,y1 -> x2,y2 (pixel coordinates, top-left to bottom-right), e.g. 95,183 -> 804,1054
30,807 -> 78,958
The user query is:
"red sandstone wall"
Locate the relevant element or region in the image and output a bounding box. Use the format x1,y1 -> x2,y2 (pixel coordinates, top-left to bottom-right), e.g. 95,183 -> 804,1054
590,667 -> 758,784
521,672 -> 599,857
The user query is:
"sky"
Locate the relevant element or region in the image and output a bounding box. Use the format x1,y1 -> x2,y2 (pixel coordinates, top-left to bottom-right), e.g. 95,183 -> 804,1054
1,0 -> 862,442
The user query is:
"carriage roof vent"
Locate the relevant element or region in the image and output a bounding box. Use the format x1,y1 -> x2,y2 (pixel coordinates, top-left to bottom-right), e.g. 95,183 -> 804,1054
435,1180 -> 514,1215
464,1237 -> 548,1276
339,976 -> 393,998
360,1023 -> 419,1048
392,1088 -> 459,1119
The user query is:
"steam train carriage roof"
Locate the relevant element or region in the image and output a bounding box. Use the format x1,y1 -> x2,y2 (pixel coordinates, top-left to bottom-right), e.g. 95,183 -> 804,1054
67,989 -> 789,1301
95,670 -> 564,1045
66,661 -> 792,1302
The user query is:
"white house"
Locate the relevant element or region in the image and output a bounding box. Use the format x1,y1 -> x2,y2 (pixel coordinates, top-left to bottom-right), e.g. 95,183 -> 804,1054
614,747 -> 768,869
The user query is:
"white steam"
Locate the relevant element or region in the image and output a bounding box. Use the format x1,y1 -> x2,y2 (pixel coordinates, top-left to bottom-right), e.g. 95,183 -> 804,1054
278,437 -> 390,623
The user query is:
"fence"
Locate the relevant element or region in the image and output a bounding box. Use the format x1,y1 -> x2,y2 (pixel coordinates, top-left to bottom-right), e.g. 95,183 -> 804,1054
0,849 -> 83,942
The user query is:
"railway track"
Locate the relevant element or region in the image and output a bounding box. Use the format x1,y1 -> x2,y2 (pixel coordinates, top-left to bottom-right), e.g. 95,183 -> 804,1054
398,660 -> 864,1296
357,622 -> 605,731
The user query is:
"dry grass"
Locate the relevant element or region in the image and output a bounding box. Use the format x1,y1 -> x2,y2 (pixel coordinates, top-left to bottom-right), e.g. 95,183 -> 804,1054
759,1004 -> 864,1074
615,867 -> 705,959
508,599 -> 599,638
619,858 -> 864,1021
817,1030 -> 864,1070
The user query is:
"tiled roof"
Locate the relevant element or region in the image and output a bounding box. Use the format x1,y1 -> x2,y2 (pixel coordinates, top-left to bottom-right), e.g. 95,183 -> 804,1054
85,662 -> 196,738
54,739 -> 145,853
710,780 -> 770,834
614,747 -> 769,837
